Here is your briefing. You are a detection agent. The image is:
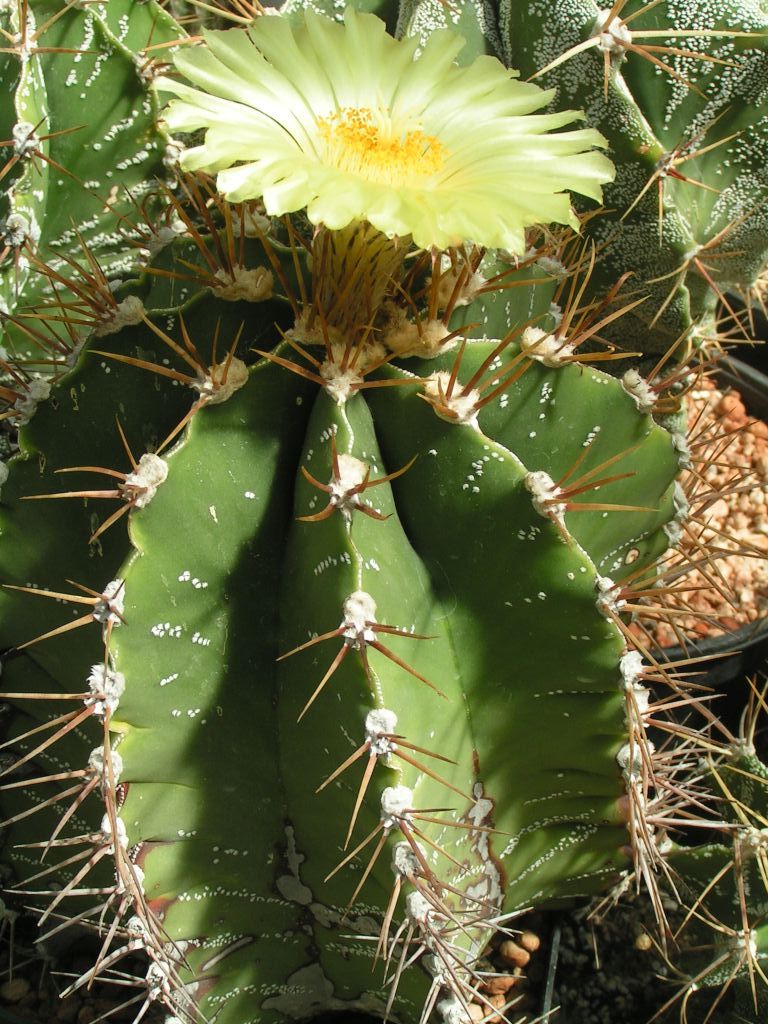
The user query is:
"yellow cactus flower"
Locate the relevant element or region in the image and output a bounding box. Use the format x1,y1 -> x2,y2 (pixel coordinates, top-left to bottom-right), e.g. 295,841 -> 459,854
158,9 -> 614,252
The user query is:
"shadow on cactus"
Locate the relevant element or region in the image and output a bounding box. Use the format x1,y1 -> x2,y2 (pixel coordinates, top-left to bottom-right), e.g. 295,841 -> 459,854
1,4 -> 768,1024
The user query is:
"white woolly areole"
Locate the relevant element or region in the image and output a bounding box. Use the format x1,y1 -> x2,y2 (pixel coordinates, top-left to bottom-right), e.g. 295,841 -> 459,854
123,453 -> 168,509
0,461 -> 7,495
94,295 -> 145,337
195,356 -> 249,405
621,369 -> 655,413
13,376 -> 50,424
438,997 -> 472,1024
365,708 -> 398,756
12,121 -> 38,157
380,785 -> 412,828
536,254 -> 568,281
665,480 -> 690,546
432,265 -> 486,310
329,454 -> 368,517
594,9 -> 631,54
524,469 -> 565,520
146,960 -> 172,999
620,650 -> 644,688
214,265 -> 273,302
423,371 -> 480,427
93,579 -> 125,624
406,890 -> 432,924
100,813 -> 128,851
391,840 -> 422,878
87,664 -> 126,716
126,915 -> 149,938
671,431 -> 692,470
616,741 -> 654,779
342,591 -> 377,645
595,575 -> 625,616
385,318 -> 452,359
88,746 -> 123,781
319,342 -> 385,405
520,326 -> 574,367
3,212 -> 40,248
231,207 -> 271,237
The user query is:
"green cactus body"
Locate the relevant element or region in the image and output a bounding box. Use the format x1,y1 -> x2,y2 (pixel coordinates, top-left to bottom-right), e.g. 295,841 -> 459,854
500,0 -> 768,352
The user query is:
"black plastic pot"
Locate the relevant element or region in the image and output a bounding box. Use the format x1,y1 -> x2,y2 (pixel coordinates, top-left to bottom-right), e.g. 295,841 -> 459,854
657,356 -> 768,689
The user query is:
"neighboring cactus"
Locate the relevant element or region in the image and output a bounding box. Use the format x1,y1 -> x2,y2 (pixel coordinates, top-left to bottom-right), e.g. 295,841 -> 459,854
0,4 -> 766,1024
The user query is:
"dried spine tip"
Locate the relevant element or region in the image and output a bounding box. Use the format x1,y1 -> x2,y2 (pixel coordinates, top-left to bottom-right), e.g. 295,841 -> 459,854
520,326 -> 574,367
423,371 -> 480,426
380,785 -> 413,828
622,369 -> 655,413
86,664 -> 126,716
213,265 -> 273,302
94,295 -> 146,337
123,453 -> 168,508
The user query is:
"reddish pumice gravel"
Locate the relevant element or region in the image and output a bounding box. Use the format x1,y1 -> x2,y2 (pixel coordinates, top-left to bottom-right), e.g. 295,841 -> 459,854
639,376 -> 768,648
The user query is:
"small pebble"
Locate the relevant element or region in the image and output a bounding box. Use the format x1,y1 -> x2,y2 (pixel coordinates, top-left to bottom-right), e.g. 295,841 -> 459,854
1,977 -> 30,1003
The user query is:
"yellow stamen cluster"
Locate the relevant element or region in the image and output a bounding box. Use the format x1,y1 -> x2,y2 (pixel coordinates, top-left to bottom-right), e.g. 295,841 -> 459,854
316,107 -> 445,185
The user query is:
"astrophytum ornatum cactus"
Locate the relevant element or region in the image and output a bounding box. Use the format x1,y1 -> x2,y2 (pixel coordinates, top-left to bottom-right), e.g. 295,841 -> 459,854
1,4 -> 767,1024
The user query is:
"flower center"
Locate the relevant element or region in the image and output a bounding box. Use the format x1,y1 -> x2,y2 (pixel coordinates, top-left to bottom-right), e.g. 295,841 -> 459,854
316,107 -> 445,185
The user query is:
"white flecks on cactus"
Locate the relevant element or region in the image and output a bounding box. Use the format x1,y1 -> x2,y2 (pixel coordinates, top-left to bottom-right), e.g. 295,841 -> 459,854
365,708 -> 398,756
88,746 -> 124,781
520,326 -> 574,367
12,121 -> 38,157
13,376 -> 50,425
622,368 -> 655,413
94,295 -> 146,337
423,372 -> 480,427
341,591 -> 377,647
385,318 -> 452,359
213,265 -> 273,302
380,785 -> 413,829
195,356 -> 249,405
123,453 -> 168,508
92,579 -> 125,624
86,664 -> 126,717
524,469 -> 566,522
